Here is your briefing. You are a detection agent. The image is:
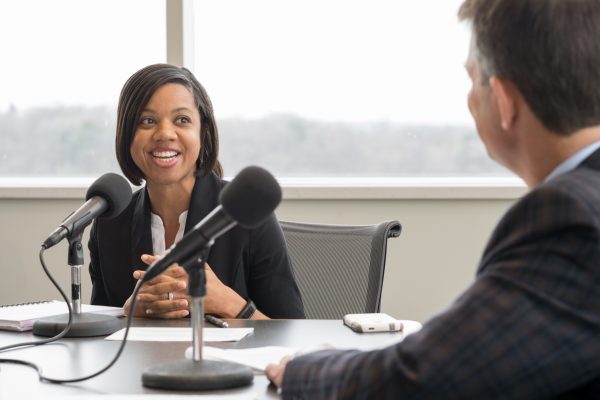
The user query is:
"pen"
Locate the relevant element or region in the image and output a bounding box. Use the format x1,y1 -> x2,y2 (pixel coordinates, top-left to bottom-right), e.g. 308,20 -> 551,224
205,314 -> 229,328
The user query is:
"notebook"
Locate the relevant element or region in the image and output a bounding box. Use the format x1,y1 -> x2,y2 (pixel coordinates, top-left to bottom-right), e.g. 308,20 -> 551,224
0,300 -> 123,332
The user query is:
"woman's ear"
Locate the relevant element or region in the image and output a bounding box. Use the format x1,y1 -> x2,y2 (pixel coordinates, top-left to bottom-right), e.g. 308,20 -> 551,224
490,76 -> 517,131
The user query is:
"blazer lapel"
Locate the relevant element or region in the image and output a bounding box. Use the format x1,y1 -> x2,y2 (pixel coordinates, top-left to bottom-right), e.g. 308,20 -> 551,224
130,187 -> 153,272
183,173 -> 222,267
184,172 -> 221,232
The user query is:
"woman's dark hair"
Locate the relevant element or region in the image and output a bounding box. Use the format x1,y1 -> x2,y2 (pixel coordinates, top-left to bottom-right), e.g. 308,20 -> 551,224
116,63 -> 223,185
459,0 -> 600,135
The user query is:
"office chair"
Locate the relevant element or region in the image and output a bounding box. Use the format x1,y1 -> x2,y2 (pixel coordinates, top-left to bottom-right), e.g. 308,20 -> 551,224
280,220 -> 401,319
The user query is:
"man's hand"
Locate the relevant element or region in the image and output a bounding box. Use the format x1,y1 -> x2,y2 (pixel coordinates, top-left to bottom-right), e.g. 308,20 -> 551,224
265,355 -> 293,389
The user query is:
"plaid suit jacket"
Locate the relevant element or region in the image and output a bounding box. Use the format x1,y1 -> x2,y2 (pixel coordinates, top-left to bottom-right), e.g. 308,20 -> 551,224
282,148 -> 600,399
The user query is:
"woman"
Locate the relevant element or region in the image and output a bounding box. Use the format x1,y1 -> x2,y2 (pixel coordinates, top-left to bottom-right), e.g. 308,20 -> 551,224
88,63 -> 304,319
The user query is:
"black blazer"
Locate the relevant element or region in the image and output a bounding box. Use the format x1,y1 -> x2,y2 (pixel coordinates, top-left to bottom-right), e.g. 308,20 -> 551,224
88,172 -> 305,319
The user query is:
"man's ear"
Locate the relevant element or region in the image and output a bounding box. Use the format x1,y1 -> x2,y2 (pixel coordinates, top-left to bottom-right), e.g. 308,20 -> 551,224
489,76 -> 517,131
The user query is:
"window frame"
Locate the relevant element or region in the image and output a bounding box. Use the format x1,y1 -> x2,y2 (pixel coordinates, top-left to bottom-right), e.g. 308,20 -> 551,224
0,176 -> 527,200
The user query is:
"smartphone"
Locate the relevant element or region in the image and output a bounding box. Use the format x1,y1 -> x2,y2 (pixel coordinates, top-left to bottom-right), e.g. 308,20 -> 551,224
343,313 -> 403,333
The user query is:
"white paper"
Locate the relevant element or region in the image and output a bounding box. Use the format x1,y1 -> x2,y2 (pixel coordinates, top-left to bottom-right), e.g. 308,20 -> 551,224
184,344 -> 339,374
187,345 -> 298,372
105,327 -> 254,342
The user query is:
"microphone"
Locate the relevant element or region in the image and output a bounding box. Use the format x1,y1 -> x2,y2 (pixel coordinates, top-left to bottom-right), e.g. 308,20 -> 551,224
142,165 -> 280,391
34,173 -> 133,338
141,165 -> 282,283
42,173 -> 133,248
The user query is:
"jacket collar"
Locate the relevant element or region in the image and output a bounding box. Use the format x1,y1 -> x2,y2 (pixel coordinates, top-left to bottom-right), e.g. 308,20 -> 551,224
579,146 -> 600,171
130,187 -> 153,272
184,172 -> 221,233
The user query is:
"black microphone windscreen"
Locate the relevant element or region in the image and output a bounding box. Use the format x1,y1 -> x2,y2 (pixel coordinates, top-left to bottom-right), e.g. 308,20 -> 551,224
219,166 -> 282,228
86,173 -> 133,219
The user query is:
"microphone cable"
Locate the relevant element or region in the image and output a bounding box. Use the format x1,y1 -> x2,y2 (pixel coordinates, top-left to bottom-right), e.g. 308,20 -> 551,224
0,247 -> 73,352
0,247 -> 144,384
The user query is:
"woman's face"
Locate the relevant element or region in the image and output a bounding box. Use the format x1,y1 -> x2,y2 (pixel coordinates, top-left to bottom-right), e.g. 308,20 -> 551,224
130,83 -> 201,189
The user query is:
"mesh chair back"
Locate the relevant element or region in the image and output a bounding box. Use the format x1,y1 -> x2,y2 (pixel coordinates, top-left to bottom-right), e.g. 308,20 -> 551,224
281,220 -> 401,319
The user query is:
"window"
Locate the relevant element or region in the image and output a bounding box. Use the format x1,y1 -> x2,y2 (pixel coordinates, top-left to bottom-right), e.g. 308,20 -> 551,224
0,1 -> 509,180
192,0 -> 507,177
0,0 -> 165,177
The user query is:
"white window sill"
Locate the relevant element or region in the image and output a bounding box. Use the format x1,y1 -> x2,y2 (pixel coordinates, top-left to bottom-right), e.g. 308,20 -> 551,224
0,176 -> 527,200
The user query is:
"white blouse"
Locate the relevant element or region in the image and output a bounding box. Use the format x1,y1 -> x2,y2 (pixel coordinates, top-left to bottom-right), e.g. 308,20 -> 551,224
150,210 -> 188,255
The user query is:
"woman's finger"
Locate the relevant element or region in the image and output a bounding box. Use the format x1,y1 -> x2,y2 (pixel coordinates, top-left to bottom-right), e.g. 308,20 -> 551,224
136,270 -> 182,287
141,253 -> 161,265
144,299 -> 190,317
148,280 -> 187,295
163,265 -> 188,279
146,309 -> 191,319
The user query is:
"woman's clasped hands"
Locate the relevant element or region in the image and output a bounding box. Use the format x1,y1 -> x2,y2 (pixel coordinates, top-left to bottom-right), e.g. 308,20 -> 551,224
123,253 -> 248,319
123,254 -> 190,318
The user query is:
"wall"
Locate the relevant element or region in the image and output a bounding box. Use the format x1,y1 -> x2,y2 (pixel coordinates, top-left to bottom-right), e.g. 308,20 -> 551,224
0,195 -> 514,323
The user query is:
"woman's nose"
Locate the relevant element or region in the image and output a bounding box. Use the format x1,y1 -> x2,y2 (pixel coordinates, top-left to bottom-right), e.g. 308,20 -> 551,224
153,120 -> 177,140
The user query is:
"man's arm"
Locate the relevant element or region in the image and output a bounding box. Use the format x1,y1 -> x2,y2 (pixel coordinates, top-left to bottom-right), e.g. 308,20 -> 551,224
270,185 -> 600,399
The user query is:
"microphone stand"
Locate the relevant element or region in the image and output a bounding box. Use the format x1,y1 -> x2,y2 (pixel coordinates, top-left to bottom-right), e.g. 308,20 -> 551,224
142,246 -> 253,390
32,231 -> 122,337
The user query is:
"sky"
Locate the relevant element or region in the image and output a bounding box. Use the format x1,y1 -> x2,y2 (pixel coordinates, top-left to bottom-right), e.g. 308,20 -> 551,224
194,0 -> 472,125
1,0 -> 472,126
0,0 -> 166,111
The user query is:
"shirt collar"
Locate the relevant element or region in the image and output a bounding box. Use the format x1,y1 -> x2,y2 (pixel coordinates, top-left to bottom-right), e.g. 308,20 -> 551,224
544,140 -> 600,183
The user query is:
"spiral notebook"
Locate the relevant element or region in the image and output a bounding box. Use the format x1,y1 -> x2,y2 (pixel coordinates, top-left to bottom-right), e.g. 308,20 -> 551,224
0,300 -> 123,332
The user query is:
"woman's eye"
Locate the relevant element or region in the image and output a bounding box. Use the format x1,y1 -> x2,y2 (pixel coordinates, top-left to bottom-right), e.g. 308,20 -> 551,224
140,117 -> 154,125
177,116 -> 191,124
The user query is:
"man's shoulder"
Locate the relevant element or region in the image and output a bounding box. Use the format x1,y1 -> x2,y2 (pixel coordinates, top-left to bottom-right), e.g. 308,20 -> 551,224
531,166 -> 600,208
479,167 -> 600,273
549,163 -> 600,191
497,167 -> 600,235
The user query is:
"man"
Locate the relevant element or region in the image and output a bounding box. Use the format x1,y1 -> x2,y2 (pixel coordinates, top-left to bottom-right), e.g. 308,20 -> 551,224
266,0 -> 600,398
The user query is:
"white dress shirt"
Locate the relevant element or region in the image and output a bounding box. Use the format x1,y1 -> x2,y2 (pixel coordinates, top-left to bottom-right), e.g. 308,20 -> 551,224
150,210 -> 188,256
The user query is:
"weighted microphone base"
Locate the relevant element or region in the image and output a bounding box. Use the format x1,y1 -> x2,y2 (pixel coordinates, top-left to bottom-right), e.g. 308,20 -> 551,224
32,312 -> 122,337
142,359 -> 253,390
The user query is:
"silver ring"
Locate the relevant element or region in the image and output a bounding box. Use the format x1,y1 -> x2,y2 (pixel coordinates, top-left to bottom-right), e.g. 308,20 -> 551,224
167,292 -> 173,301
